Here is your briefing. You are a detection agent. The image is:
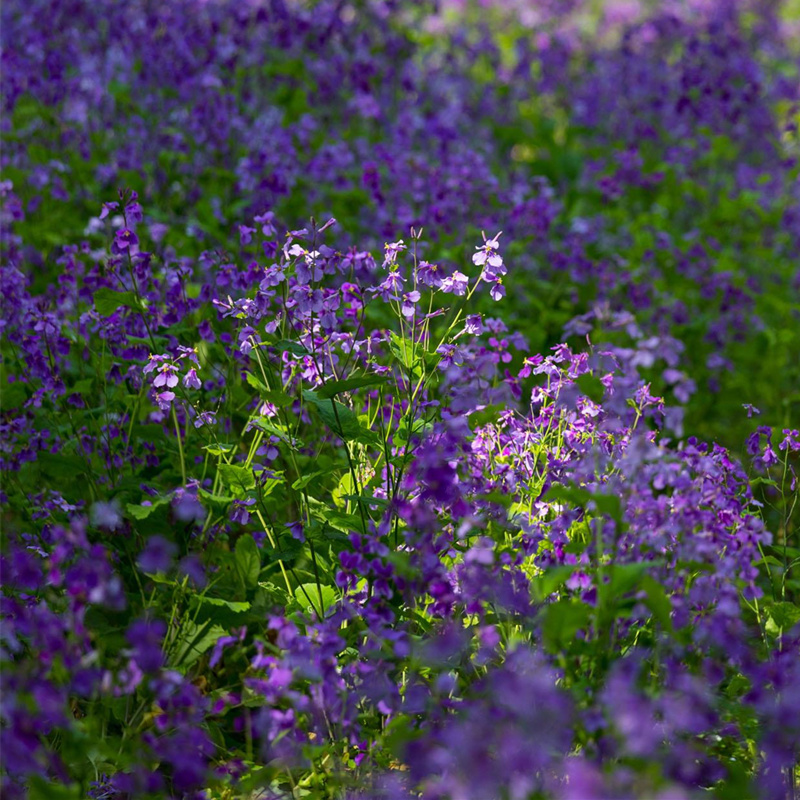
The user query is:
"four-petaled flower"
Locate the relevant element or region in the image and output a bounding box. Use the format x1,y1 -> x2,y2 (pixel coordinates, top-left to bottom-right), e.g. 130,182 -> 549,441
441,270 -> 468,296
383,239 -> 406,268
401,290 -> 421,317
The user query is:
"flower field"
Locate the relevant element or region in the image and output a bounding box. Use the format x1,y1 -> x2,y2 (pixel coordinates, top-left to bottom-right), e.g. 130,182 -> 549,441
1,0 -> 800,797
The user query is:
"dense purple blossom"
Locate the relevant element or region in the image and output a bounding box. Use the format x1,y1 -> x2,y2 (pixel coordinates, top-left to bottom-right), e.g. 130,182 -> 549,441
1,0 -> 799,797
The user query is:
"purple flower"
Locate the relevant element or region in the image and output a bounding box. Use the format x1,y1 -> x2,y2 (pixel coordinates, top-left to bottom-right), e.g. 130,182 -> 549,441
779,429 -> 800,452
441,270 -> 468,296
763,444 -> 779,467
126,618 -> 166,673
99,201 -> 119,220
113,228 -> 139,252
138,536 -> 177,574
192,411 -> 216,430
179,555 -> 207,589
209,627 -> 246,669
372,271 -> 404,302
286,521 -> 305,542
464,314 -> 483,335
90,500 -> 122,531
239,225 -> 257,245
183,368 -> 201,389
472,231 -> 502,267
436,343 -> 464,369
489,280 -> 505,301
173,492 -> 205,522
155,390 -> 175,411
382,239 -> 406,267
401,290 -> 421,318
417,260 -> 442,288
255,211 -> 276,236
125,201 -> 143,224
154,366 -> 178,388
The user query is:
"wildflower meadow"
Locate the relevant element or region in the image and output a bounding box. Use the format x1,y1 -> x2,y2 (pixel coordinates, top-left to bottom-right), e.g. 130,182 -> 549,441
1,1 -> 799,798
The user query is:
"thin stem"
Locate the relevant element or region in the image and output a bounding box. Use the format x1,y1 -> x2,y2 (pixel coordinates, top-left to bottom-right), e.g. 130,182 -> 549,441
173,404 -> 187,485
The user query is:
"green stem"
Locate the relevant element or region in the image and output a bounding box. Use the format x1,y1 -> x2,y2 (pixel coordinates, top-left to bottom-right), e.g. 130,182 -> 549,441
173,404 -> 187,485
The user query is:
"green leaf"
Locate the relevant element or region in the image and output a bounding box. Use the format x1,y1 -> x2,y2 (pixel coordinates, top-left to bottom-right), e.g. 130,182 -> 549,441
203,442 -> 235,457
303,390 -> 377,444
267,338 -> 308,356
542,600 -> 592,651
640,574 -> 674,631
294,583 -> 338,615
750,477 -> 780,489
312,505 -> 367,535
70,378 -> 95,396
93,288 -> 142,316
1,381 -> 28,409
530,566 -> 576,602
235,535 -> 261,590
544,484 -> 622,524
292,471 -> 325,491
197,487 -> 235,513
341,494 -> 390,510
316,374 -> 387,399
765,601 -> 800,635
576,374 -> 606,403
389,331 -> 420,371
249,418 -> 303,447
37,452 -> 87,479
261,538 -> 304,568
245,372 -> 293,407
126,497 -> 169,520
172,619 -> 226,668
395,418 -> 433,447
196,596 -> 251,613
601,562 -> 650,605
26,776 -> 83,800
218,463 -> 256,493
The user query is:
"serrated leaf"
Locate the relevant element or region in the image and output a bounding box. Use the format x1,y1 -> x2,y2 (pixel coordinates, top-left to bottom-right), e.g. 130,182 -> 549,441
530,566 -> 576,602
765,601 -> 800,635
542,600 -> 592,651
640,574 -> 673,631
316,374 -> 387,399
313,506 -> 367,534
218,464 -> 256,493
196,596 -> 251,613
1,381 -> 28,409
126,497 -> 169,520
292,471 -> 325,491
266,338 -> 307,356
249,418 -> 304,447
172,619 -> 226,668
93,288 -> 142,316
303,390 -> 377,444
70,378 -> 95,396
203,443 -> 234,457
294,583 -> 338,616
544,484 -> 622,523
235,535 -> 261,590
197,487 -> 235,512
245,372 -> 293,407
576,374 -> 606,403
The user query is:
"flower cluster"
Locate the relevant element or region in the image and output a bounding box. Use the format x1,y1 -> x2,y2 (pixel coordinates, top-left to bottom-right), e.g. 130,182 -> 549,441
1,1 -> 799,798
